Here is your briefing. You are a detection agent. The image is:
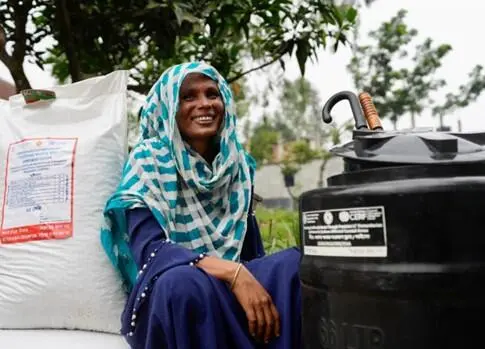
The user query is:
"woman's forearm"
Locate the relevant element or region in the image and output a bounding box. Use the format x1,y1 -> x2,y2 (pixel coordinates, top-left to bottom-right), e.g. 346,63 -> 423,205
126,209 -> 240,283
197,256 -> 239,283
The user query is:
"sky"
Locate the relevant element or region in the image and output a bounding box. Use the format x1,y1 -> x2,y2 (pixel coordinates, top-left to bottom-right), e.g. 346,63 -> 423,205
1,0 -> 485,133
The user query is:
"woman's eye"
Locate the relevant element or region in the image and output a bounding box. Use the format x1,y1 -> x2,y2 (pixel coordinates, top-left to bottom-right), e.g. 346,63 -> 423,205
207,91 -> 220,99
182,94 -> 194,101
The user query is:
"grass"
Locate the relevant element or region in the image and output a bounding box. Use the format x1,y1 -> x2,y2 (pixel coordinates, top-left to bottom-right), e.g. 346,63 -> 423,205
255,206 -> 300,254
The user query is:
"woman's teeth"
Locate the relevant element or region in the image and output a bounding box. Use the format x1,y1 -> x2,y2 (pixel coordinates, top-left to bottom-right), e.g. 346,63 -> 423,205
194,116 -> 213,121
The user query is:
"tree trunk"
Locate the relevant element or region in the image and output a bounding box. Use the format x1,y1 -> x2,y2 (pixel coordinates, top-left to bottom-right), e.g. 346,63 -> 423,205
56,0 -> 82,82
10,61 -> 31,92
284,185 -> 298,210
0,56 -> 31,92
411,112 -> 416,129
317,158 -> 331,188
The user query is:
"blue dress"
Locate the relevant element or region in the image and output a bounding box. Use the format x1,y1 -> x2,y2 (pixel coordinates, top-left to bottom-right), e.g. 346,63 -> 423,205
120,207 -> 302,349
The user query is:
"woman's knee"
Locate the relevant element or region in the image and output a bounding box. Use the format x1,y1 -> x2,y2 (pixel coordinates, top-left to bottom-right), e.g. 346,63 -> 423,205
276,247 -> 301,266
152,265 -> 211,305
286,246 -> 302,262
272,247 -> 302,279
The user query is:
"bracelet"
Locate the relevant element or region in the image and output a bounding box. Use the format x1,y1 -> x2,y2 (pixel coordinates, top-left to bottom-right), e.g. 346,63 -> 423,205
230,263 -> 243,290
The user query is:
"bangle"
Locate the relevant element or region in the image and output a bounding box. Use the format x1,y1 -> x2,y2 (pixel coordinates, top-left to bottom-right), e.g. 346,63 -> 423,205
230,263 -> 243,290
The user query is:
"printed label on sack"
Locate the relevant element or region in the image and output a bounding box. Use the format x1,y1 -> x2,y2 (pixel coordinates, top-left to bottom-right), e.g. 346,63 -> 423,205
302,206 -> 387,257
1,138 -> 77,244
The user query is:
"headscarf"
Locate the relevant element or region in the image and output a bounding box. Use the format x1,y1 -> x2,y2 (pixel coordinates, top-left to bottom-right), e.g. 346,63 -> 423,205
101,61 -> 256,290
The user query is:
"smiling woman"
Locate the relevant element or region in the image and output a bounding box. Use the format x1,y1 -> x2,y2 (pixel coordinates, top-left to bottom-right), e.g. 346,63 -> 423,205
177,73 -> 224,162
101,61 -> 302,349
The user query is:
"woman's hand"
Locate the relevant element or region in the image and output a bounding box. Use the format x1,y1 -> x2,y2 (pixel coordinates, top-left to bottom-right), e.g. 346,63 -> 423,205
196,256 -> 280,342
231,265 -> 280,343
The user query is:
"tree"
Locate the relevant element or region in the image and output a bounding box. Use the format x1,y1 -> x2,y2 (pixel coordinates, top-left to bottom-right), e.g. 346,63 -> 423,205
0,0 -> 359,94
0,0 -> 46,92
248,116 -> 280,166
248,76 -> 325,165
248,76 -> 352,201
316,120 -> 353,187
280,139 -> 320,204
232,77 -> 251,120
348,10 -> 454,128
432,65 -> 485,129
273,77 -> 324,147
270,76 -> 353,187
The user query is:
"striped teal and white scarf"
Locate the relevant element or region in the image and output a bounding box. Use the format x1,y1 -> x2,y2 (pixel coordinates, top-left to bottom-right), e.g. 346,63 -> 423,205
101,62 -> 256,289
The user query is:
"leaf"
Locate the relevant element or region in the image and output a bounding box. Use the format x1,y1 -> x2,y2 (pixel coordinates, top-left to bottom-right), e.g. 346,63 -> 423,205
15,0 -> 356,97
241,21 -> 250,40
146,0 -> 163,10
346,7 -> 358,23
279,58 -> 286,71
172,4 -> 184,26
296,40 -> 310,76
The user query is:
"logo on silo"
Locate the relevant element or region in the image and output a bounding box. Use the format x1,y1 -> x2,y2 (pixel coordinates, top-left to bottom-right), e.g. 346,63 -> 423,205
323,211 -> 333,225
339,210 -> 350,223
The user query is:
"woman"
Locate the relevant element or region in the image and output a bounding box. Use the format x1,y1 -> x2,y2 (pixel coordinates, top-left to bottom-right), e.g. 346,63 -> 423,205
101,61 -> 301,349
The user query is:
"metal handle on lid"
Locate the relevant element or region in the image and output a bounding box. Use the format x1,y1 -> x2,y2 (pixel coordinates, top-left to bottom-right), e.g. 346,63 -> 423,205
322,91 -> 368,130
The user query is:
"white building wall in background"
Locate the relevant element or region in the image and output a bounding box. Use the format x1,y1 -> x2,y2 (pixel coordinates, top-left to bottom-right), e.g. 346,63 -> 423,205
254,157 -> 344,209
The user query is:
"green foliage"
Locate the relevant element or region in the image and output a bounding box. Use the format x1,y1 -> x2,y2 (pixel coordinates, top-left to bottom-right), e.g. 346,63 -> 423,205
273,77 -> 324,146
248,76 -> 329,165
432,65 -> 485,124
348,9 -> 451,127
289,140 -> 320,164
248,119 -> 279,166
248,75 -> 353,193
280,139 -> 320,177
256,206 -> 299,254
231,78 -> 251,119
280,160 -> 300,177
0,0 -> 359,93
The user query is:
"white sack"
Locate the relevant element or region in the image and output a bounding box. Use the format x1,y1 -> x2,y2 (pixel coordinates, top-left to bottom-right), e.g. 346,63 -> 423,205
0,71 -> 128,334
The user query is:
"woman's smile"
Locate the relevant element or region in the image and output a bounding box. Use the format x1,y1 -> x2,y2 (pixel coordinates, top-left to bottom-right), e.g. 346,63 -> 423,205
191,114 -> 216,125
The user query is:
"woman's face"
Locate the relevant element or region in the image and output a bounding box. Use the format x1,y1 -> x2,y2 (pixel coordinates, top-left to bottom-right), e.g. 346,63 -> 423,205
177,73 -> 224,144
